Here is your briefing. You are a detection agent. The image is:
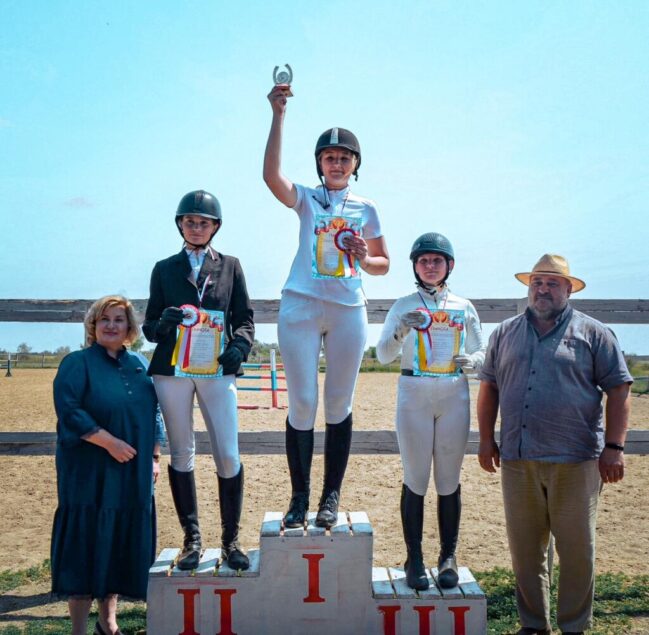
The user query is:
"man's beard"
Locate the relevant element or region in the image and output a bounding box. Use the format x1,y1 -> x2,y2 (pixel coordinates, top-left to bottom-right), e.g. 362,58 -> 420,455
529,297 -> 567,321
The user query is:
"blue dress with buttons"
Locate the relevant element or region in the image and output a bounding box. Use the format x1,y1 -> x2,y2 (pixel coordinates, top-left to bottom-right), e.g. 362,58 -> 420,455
50,344 -> 158,599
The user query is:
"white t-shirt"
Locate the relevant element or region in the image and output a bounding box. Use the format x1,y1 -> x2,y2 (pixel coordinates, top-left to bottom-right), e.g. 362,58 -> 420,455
376,285 -> 486,371
282,184 -> 383,307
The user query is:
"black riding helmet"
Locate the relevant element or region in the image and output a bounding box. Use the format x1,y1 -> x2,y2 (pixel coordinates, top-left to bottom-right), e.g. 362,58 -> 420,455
175,190 -> 222,247
410,232 -> 455,288
314,127 -> 361,181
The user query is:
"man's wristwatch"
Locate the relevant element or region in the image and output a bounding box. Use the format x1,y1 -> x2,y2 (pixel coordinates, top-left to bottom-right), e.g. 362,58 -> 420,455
604,442 -> 624,452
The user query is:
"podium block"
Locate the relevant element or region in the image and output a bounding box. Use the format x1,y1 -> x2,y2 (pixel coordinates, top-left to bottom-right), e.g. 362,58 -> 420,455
370,566 -> 487,634
147,511 -> 486,634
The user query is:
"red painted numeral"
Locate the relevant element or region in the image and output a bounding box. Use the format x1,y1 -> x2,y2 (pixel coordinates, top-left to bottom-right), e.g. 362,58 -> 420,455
449,605 -> 470,635
378,605 -> 400,635
214,589 -> 237,635
413,605 -> 436,634
302,553 -> 326,603
177,588 -> 200,635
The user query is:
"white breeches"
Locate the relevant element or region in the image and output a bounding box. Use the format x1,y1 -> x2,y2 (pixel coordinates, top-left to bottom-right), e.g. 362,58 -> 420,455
153,374 -> 240,477
278,291 -> 368,431
396,374 -> 470,496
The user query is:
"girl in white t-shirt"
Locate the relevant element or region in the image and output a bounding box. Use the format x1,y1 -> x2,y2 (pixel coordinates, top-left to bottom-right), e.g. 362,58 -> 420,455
264,83 -> 390,529
377,233 -> 485,590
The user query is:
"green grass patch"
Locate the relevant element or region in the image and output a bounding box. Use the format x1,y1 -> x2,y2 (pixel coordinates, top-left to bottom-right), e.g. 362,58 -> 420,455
0,607 -> 147,634
475,567 -> 649,634
631,376 -> 649,394
0,561 -> 50,594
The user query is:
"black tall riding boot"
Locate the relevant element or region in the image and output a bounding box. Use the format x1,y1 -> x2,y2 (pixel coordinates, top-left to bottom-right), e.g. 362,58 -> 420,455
315,413 -> 353,528
401,484 -> 430,591
218,464 -> 249,571
437,485 -> 461,588
167,465 -> 202,570
284,419 -> 314,528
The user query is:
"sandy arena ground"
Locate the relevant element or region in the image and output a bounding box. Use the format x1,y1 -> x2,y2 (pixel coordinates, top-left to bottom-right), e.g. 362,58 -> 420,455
1,369 -> 648,628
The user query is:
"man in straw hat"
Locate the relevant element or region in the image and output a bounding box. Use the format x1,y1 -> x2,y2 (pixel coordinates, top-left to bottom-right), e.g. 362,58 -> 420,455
477,254 -> 632,635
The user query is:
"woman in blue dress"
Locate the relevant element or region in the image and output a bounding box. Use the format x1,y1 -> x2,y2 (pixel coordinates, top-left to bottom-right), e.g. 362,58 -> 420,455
51,295 -> 164,635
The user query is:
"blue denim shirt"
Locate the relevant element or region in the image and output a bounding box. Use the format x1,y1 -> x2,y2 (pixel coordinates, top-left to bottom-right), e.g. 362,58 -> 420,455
479,305 -> 632,462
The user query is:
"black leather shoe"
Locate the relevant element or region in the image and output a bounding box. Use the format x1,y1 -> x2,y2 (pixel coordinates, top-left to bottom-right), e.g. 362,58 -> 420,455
516,628 -> 552,635
94,622 -> 123,635
437,554 -> 459,588
284,492 -> 309,528
404,553 -> 429,591
177,539 -> 202,570
315,490 -> 339,528
222,541 -> 250,571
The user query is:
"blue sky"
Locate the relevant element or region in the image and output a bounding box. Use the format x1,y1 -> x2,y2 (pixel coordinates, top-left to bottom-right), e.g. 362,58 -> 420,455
1,1 -> 648,352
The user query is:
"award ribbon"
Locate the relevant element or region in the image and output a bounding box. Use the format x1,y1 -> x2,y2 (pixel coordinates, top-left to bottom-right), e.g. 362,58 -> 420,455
334,227 -> 358,277
413,308 -> 434,368
170,273 -> 213,370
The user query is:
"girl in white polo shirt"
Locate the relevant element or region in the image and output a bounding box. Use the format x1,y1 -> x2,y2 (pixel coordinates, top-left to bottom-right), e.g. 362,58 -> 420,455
377,233 -> 485,590
264,83 -> 390,529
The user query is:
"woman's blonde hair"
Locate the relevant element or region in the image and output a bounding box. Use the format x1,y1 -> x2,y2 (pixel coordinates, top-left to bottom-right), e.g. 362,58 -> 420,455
84,295 -> 140,347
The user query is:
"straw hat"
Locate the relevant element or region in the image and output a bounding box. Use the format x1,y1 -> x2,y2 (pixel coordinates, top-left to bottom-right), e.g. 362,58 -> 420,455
515,254 -> 586,293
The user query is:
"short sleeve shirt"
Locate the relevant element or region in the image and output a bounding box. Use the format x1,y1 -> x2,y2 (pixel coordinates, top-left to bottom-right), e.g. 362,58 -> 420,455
282,184 -> 383,306
479,305 -> 632,462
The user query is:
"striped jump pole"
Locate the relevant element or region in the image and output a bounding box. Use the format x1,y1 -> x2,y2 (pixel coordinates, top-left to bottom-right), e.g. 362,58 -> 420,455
271,348 -> 278,408
238,348 -> 287,409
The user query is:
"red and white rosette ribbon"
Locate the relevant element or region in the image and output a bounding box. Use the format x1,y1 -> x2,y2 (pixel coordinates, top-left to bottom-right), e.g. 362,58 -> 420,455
334,228 -> 359,276
180,304 -> 199,328
413,308 -> 434,367
334,227 -> 355,252
412,308 -> 433,332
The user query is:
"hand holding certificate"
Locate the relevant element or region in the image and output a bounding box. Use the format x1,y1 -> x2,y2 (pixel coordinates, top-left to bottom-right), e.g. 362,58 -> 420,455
171,308 -> 226,378
453,354 -> 474,371
413,308 -> 466,377
313,214 -> 362,279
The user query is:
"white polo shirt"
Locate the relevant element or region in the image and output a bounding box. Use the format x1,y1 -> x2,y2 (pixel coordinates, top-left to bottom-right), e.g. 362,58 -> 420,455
282,184 -> 383,307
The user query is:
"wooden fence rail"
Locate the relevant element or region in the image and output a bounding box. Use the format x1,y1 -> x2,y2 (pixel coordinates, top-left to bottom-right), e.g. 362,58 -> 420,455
1,429 -> 648,456
2,297 -> 647,457
1,298 -> 649,324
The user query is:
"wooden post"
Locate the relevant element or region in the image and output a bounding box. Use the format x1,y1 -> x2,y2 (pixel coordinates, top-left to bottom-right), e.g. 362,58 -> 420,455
4,354 -> 11,378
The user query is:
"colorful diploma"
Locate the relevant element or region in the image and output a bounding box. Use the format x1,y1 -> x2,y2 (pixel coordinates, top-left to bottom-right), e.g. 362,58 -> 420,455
171,309 -> 225,378
413,308 -> 466,377
312,214 -> 361,279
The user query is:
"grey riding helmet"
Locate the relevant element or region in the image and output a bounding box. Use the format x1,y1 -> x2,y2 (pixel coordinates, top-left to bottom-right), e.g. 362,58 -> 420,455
410,232 -> 455,286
